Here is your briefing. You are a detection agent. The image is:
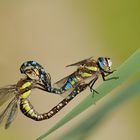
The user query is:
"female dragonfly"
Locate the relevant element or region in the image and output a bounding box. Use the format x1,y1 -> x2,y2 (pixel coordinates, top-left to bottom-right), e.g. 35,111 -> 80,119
0,65 -> 44,129
0,62 -> 88,129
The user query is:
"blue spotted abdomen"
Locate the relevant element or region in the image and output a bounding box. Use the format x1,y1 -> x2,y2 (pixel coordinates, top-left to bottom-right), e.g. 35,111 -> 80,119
63,76 -> 80,91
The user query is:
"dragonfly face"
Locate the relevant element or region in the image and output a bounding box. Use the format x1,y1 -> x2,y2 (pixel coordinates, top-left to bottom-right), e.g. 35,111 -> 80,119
97,57 -> 112,71
20,61 -> 51,88
25,68 -> 40,80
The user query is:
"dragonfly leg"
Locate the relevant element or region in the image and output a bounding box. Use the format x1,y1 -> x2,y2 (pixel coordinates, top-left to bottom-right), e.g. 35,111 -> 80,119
101,70 -> 119,81
88,77 -> 99,95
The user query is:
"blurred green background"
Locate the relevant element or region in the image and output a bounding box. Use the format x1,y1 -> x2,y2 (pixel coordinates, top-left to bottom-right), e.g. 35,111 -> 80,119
0,0 -> 140,140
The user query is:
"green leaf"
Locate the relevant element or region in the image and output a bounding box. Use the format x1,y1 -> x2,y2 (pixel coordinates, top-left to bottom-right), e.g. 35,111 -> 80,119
37,48 -> 140,140
59,79 -> 140,140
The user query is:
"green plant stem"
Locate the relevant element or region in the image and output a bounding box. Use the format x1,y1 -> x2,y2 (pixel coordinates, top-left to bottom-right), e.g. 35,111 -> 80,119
59,79 -> 140,140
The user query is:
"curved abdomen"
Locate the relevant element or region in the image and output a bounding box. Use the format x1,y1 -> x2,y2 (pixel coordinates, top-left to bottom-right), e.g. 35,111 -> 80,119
20,83 -> 87,121
20,99 -> 49,121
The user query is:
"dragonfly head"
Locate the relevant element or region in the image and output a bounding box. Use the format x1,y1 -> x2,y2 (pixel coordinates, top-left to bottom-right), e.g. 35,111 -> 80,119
97,57 -> 112,71
20,61 -> 51,86
20,61 -> 41,80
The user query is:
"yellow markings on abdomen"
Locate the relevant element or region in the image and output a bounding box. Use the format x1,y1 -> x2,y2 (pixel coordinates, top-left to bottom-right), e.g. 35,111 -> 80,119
20,82 -> 31,99
71,76 -> 81,86
20,99 -> 38,119
20,99 -> 48,121
71,80 -> 75,86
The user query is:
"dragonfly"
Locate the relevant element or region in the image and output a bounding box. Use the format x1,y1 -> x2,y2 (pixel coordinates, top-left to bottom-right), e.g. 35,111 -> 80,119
0,61 -> 88,129
0,57 -> 118,129
53,57 -> 118,95
0,63 -> 52,129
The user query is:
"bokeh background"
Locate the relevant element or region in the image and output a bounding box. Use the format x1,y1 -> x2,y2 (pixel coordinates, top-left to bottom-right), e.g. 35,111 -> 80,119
0,0 -> 140,140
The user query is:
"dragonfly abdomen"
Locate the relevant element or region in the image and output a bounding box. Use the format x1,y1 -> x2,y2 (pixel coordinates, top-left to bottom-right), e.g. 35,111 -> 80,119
20,99 -> 49,121
44,75 -> 80,94
62,75 -> 80,91
20,82 -> 88,121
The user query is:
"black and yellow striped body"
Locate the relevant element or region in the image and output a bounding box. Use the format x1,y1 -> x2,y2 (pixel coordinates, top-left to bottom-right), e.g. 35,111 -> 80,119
18,80 -> 42,120
19,81 -> 32,99
60,61 -> 100,91
20,99 -> 48,121
77,59 -> 100,79
19,83 -> 87,121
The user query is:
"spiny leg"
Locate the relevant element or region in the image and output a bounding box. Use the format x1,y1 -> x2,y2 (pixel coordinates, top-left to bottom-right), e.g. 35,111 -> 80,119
101,70 -> 119,81
88,77 -> 99,96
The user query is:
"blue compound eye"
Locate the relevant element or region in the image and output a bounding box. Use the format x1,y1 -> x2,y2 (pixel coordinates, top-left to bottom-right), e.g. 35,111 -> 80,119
97,57 -> 112,71
97,57 -> 105,69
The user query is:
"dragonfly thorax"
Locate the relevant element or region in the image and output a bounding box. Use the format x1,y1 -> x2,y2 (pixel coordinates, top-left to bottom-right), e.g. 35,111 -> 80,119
77,64 -> 99,79
19,82 -> 32,99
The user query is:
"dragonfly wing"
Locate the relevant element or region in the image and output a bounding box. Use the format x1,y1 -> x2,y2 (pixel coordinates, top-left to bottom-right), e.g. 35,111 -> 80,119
0,98 -> 17,127
54,76 -> 74,98
54,71 -> 77,88
0,85 -> 16,107
53,75 -> 70,88
66,57 -> 93,67
5,101 -> 18,129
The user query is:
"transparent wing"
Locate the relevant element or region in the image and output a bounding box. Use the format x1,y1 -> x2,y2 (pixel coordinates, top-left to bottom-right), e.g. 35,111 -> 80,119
0,97 -> 18,129
5,101 -> 18,129
66,57 -> 93,67
54,72 -> 81,98
54,71 -> 77,88
55,57 -> 93,91
53,75 -> 74,98
54,58 -> 91,88
0,85 -> 17,107
53,75 -> 70,88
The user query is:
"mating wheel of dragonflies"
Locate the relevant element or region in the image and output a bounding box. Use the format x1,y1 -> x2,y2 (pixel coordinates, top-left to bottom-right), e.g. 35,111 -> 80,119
0,57 -> 118,129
